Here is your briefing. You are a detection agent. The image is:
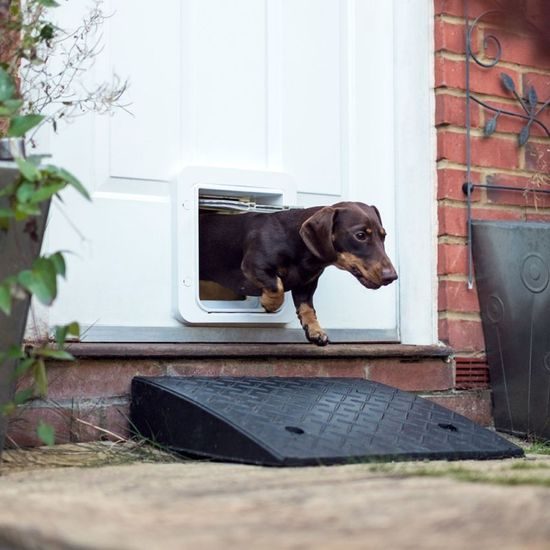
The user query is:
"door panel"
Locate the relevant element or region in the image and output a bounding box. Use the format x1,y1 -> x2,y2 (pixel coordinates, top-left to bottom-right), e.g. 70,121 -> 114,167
45,0 -> 399,341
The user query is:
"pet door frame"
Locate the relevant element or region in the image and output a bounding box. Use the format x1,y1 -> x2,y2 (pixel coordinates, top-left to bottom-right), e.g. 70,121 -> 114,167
172,166 -> 297,325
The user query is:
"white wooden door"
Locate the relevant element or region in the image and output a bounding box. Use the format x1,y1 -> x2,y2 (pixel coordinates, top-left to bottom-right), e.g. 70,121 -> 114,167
43,0 -> 434,344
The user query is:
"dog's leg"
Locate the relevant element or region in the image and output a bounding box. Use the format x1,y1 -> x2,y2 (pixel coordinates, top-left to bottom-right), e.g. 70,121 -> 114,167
292,279 -> 329,346
260,277 -> 284,312
241,255 -> 285,313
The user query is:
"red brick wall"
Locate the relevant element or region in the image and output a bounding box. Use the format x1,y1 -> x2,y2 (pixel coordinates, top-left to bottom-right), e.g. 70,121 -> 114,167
435,0 -> 550,367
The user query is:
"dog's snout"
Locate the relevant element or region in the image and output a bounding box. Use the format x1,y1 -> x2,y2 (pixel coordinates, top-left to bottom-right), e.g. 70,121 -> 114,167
381,267 -> 398,285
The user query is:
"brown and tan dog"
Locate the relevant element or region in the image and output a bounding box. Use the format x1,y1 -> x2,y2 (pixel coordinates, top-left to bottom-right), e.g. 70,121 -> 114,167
199,201 -> 397,345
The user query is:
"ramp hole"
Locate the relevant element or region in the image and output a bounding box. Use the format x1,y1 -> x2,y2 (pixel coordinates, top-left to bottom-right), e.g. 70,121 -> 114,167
285,426 -> 305,435
438,423 -> 458,432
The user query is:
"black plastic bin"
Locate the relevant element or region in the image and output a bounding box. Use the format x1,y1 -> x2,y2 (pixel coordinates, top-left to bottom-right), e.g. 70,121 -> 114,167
472,220 -> 550,439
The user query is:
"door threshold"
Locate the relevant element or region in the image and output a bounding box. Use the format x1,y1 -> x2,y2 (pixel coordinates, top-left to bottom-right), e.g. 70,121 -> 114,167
64,342 -> 452,359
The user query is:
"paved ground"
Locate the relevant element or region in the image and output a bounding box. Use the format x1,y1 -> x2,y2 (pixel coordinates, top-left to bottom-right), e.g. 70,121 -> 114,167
0,443 -> 549,550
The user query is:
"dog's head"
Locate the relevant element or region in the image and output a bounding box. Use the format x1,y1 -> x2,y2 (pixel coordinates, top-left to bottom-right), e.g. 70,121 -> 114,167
299,202 -> 398,289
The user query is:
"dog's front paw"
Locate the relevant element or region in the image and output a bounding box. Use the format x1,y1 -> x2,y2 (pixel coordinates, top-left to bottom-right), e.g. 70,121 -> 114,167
260,279 -> 285,312
305,326 -> 329,346
261,292 -> 284,312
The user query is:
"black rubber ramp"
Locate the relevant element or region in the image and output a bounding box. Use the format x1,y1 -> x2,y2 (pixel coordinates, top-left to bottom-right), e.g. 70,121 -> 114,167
131,377 -> 523,466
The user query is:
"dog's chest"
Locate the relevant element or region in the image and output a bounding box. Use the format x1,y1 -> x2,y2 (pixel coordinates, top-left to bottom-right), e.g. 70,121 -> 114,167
277,262 -> 322,290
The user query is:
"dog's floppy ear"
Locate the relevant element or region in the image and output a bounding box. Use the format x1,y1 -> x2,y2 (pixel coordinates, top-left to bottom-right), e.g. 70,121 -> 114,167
371,205 -> 383,224
299,207 -> 338,262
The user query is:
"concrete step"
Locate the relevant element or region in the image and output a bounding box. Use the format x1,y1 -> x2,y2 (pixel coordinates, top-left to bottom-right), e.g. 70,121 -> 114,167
6,343 -> 492,448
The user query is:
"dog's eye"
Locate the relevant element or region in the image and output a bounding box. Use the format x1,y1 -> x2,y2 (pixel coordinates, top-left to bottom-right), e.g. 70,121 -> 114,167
355,231 -> 367,241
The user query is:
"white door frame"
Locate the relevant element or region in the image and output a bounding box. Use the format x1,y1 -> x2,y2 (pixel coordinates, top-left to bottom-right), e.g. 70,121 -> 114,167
394,0 -> 437,345
39,0 -> 437,346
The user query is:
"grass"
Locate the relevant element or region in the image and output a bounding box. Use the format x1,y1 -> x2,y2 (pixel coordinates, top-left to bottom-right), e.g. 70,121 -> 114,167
0,438 -> 181,474
525,440 -> 550,455
358,448 -> 550,489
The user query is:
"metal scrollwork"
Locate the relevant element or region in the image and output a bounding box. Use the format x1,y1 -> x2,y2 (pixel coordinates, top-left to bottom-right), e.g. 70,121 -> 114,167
463,0 -> 550,288
466,7 -> 550,145
467,10 -> 503,68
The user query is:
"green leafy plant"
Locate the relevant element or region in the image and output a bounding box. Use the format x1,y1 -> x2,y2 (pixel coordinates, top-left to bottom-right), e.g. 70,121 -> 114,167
1,0 -> 126,447
0,65 -> 88,443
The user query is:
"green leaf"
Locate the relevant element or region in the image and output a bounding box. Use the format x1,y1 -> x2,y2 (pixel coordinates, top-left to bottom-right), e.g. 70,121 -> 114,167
1,402 -> 16,415
48,252 -> 66,277
5,345 -> 25,360
8,114 -> 45,137
34,348 -> 74,360
14,387 -> 34,405
29,182 -> 65,203
0,207 -> 14,219
55,321 -> 80,347
17,258 -> 58,305
0,283 -> 11,315
16,182 -> 36,203
14,202 -> 41,220
0,99 -> 23,116
45,165 -> 90,200
37,421 -> 55,447
39,23 -> 55,40
36,0 -> 60,6
14,357 -> 35,377
0,181 -> 17,197
16,157 -> 41,181
0,67 -> 15,101
33,358 -> 48,396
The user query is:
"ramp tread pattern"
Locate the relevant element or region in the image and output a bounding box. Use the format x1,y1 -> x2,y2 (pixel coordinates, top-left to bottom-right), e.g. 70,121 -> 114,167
131,377 -> 523,465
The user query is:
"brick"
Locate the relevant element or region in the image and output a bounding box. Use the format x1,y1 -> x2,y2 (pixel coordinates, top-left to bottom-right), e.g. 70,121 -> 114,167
437,131 -> 467,163
166,359 -> 366,378
365,359 -> 454,392
525,211 -> 550,222
520,75 -> 550,139
434,0 -> 489,19
437,131 -> 519,169
6,400 -> 129,447
480,99 -> 550,139
471,206 -> 522,223
472,135 -> 520,169
167,361 -> 273,377
435,56 -> 523,100
272,361 -> 365,378
483,26 -> 550,71
439,279 -> 480,313
523,72 -> 550,105
525,141 -> 550,173
435,18 -> 470,55
425,390 -> 492,425
437,168 -> 482,201
436,92 -> 481,128
44,360 -> 166,400
435,55 -> 465,91
438,243 -> 468,276
438,204 -> 467,237
438,318 -> 485,352
439,204 -> 523,238
486,173 -> 550,208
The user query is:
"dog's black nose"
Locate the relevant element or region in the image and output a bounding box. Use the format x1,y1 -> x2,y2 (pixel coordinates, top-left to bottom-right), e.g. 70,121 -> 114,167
381,267 -> 398,285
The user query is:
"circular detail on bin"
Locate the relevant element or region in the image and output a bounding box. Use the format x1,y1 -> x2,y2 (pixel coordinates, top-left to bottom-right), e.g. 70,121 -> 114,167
520,254 -> 549,294
487,295 -> 505,324
544,353 -> 550,374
